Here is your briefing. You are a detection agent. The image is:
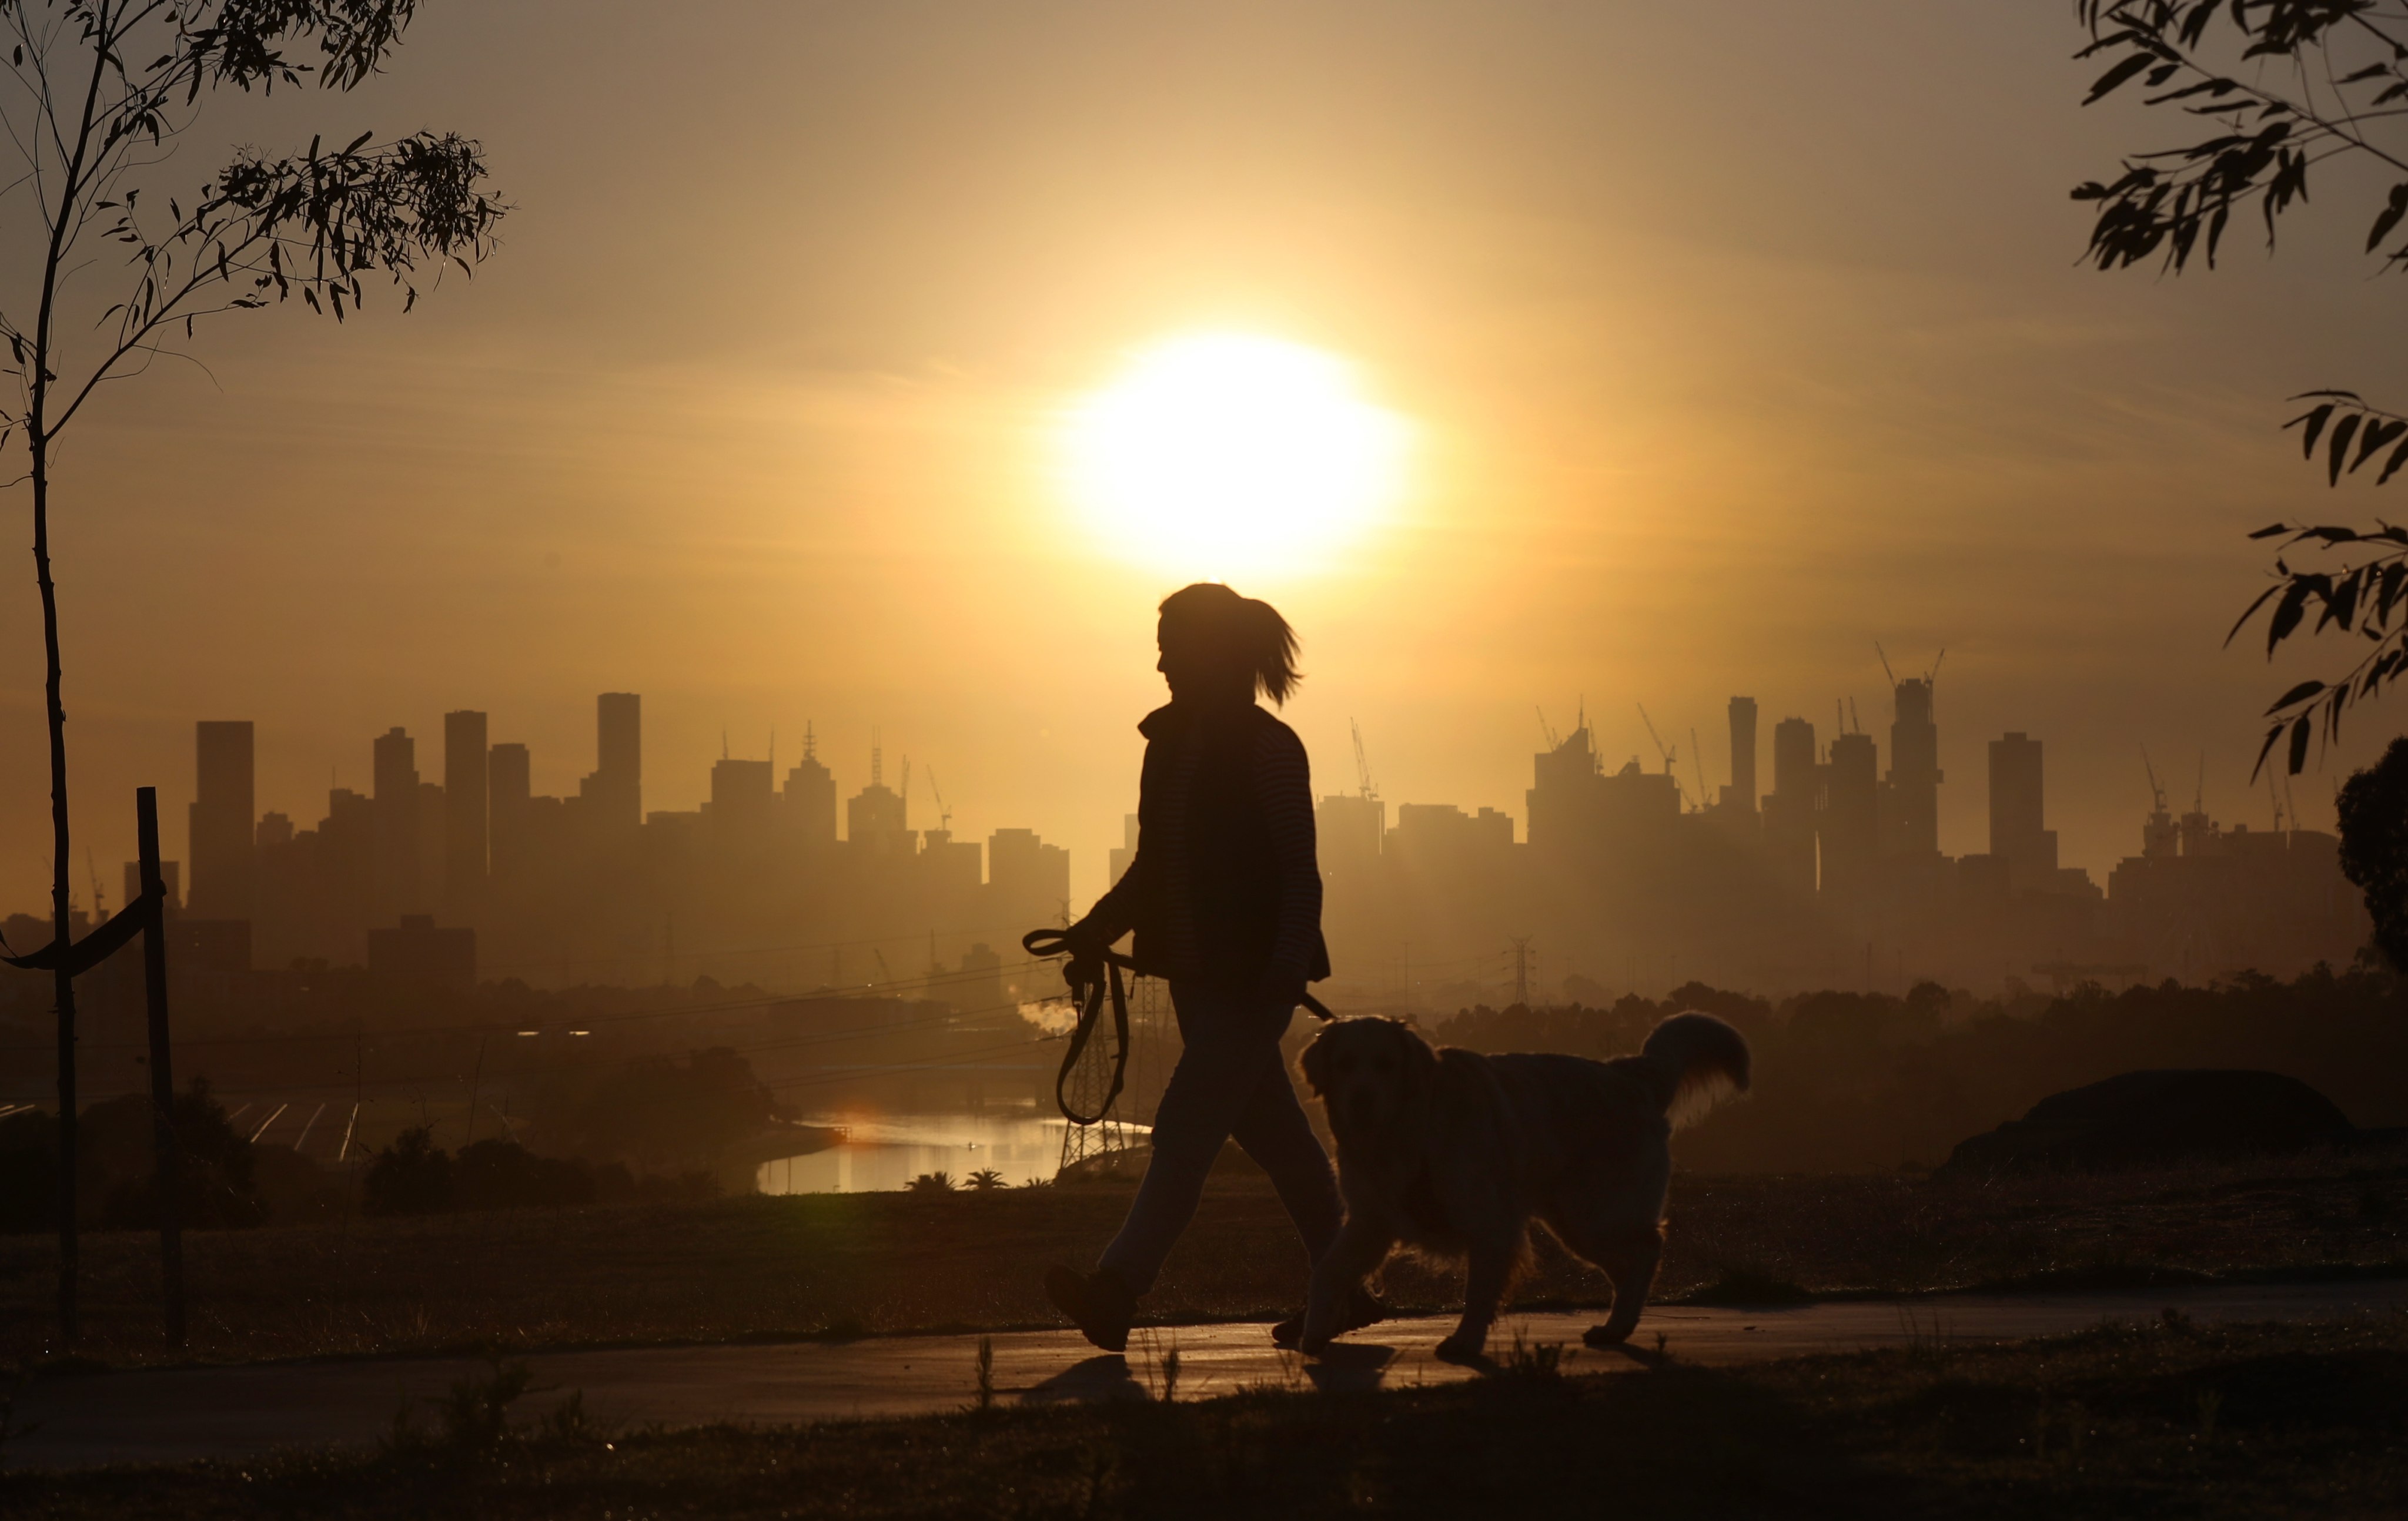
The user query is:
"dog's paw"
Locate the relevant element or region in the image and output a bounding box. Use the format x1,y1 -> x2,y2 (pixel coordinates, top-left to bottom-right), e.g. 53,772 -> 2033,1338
1433,1331 -> 1486,1365
1581,1322 -> 1632,1349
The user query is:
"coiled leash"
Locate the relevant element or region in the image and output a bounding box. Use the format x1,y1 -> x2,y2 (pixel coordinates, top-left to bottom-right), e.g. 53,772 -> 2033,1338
1022,927 -> 1335,1125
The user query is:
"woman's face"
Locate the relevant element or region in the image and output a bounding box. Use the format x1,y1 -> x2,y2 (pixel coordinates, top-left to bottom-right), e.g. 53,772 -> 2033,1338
1157,617 -> 1250,704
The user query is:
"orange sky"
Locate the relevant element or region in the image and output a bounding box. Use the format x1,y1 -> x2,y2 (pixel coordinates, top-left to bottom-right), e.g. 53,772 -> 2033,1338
5,1 -> 2403,916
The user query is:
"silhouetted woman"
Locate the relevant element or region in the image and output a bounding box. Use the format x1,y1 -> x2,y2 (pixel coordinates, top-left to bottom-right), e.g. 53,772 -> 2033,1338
1044,582 -> 1382,1351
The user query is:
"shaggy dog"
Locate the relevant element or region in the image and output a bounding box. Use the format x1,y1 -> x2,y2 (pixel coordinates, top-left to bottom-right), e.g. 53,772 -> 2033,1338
1296,1012 -> 1750,1363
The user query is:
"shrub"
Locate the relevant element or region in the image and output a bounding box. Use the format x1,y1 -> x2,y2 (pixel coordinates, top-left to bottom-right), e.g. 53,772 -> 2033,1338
364,1127 -> 456,1217
0,1078 -> 271,1231
454,1138 -> 594,1211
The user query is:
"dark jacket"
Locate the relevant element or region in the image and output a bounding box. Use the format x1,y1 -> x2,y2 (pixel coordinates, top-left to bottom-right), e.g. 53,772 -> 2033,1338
1082,699 -> 1329,987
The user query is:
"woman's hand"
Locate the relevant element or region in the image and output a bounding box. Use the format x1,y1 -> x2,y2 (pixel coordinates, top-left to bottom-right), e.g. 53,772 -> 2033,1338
1059,918 -> 1112,963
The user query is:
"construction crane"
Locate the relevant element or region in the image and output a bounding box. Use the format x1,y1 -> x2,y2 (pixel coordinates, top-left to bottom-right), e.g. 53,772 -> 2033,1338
1875,641 -> 1897,687
2142,747 -> 2168,814
1351,719 -> 1378,802
926,766 -> 953,833
1535,706 -> 1559,750
1636,704 -> 1686,805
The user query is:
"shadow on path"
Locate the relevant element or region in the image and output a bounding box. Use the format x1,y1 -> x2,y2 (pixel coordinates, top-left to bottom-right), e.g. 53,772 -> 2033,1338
1021,1354 -> 1148,1405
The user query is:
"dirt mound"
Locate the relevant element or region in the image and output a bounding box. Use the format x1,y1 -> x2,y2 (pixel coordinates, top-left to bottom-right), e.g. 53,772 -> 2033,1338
1938,1070 -> 2357,1178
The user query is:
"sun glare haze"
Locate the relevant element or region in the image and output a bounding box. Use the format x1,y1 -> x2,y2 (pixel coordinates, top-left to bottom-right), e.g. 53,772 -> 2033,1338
1061,332 -> 1409,580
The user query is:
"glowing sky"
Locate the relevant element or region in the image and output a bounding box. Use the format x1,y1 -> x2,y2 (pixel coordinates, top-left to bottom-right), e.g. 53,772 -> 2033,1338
5,1 -> 2403,916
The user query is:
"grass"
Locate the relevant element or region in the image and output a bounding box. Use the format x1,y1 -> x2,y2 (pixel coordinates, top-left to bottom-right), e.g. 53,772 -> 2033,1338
5,1316 -> 2405,1517
3,1143 -> 2404,1369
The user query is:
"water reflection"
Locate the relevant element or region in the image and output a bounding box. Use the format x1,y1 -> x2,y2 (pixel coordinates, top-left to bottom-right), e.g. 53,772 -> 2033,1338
755,1111 -> 1145,1194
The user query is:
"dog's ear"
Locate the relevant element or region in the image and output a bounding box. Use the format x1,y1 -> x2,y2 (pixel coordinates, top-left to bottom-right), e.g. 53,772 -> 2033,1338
1299,1026 -> 1334,1096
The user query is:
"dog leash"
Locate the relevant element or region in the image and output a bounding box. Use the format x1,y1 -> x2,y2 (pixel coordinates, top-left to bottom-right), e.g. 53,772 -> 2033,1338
1021,927 -> 1334,1125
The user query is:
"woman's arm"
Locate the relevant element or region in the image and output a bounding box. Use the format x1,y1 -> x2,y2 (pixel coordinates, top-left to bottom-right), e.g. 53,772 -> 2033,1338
1073,836 -> 1144,951
1256,723 -> 1323,982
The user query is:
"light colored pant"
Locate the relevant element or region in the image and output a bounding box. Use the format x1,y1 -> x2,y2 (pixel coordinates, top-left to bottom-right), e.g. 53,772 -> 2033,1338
1097,980 -> 1342,1296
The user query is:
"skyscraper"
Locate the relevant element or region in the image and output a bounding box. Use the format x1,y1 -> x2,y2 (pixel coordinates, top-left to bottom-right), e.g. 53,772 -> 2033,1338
711,757 -> 775,855
1762,716 -> 1819,894
782,725 -> 837,848
1722,696 -> 1758,814
1884,677 -> 1942,856
1988,731 -> 2056,892
1820,730 -> 1879,898
584,692 -> 642,831
373,726 -> 421,915
487,742 -> 531,882
443,710 -> 489,909
847,743 -> 912,859
989,827 -> 1070,924
188,720 -> 255,919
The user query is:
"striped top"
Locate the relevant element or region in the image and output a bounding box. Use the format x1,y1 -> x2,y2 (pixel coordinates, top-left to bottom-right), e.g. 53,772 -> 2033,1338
1085,702 -> 1324,983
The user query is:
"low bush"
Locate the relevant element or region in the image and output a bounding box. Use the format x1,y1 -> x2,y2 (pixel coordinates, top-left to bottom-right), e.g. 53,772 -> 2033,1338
362,1127 -> 718,1217
0,1079 -> 283,1231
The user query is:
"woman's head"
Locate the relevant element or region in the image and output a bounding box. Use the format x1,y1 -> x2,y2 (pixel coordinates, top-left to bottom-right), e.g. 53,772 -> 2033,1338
1156,583 -> 1300,707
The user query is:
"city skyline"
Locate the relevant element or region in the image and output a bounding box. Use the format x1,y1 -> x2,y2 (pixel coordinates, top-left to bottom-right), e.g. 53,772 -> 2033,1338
16,662 -> 2352,1006
6,655 -> 2355,930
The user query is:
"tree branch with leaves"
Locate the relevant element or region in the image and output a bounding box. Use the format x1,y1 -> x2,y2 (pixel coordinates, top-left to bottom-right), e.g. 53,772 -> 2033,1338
0,0 -> 503,1342
2073,0 -> 2408,772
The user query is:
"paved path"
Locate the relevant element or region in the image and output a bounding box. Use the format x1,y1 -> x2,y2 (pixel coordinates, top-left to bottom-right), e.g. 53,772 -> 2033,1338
12,1279 -> 2404,1470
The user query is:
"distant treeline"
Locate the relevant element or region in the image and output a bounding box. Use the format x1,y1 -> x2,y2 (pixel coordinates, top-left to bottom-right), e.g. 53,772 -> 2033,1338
1430,968 -> 2408,1173
0,1047 -> 771,1232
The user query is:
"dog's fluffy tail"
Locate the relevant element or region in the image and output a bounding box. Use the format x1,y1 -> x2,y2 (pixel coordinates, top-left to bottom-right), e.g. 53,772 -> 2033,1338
1642,1012 -> 1751,1130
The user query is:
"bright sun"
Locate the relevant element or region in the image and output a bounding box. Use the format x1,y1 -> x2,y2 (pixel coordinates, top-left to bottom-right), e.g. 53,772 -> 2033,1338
1062,332 -> 1410,578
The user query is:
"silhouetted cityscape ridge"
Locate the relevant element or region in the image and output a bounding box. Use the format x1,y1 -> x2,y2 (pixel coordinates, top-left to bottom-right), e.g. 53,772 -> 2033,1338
2,675 -> 2368,1016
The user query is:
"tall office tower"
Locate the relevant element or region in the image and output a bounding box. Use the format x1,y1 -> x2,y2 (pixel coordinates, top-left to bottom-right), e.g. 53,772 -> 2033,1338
443,710 -> 489,909
487,742 -> 531,882
1315,793 -> 1384,884
846,745 -> 912,859
1988,731 -> 2058,892
415,779 -> 447,909
584,692 -> 642,830
372,726 -> 422,915
782,723 -> 837,847
711,757 -> 775,853
1721,697 -> 1758,813
988,827 -> 1071,923
1771,716 -> 1817,801
1762,716 -> 1820,895
1884,677 -> 1942,856
188,720 -> 256,919
320,786 -> 377,947
1524,721 -> 1603,856
1820,731 -> 1880,897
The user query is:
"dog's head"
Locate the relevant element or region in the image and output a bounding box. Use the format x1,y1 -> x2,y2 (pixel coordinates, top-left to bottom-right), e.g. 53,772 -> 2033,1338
1299,1017 -> 1436,1141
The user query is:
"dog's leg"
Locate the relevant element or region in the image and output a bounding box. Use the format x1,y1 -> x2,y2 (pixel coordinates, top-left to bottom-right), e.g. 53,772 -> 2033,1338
1300,1213 -> 1394,1354
1434,1231 -> 1516,1364
1578,1224 -> 1663,1348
